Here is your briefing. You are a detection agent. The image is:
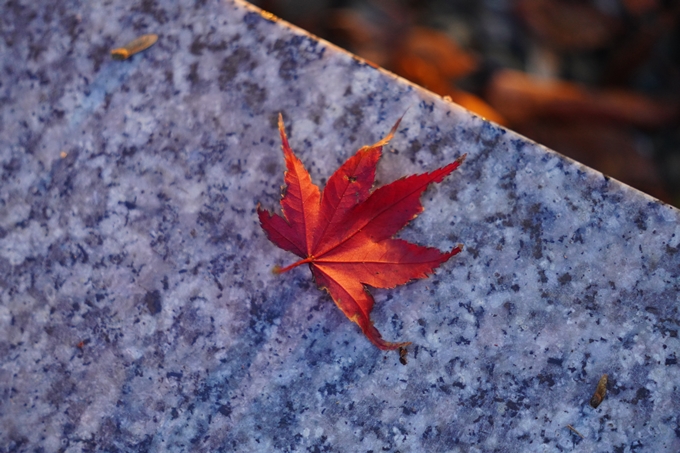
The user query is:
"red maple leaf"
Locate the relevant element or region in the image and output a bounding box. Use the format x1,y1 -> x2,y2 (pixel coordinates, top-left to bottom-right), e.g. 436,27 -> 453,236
258,114 -> 465,350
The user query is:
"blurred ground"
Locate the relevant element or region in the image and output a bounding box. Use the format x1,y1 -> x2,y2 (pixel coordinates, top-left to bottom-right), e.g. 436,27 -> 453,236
249,0 -> 680,206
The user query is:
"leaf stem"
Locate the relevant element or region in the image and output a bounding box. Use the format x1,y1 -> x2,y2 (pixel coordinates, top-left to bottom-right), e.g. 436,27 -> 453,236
275,256 -> 313,274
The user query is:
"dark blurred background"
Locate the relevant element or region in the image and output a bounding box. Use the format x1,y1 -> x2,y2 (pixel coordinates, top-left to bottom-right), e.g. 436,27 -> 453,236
249,0 -> 680,206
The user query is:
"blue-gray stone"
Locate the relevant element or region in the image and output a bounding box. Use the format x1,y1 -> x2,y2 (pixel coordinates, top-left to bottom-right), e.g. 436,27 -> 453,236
1,1 -> 679,452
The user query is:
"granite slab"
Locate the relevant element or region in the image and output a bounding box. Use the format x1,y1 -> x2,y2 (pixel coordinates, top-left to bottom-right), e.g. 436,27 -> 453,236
1,0 -> 679,452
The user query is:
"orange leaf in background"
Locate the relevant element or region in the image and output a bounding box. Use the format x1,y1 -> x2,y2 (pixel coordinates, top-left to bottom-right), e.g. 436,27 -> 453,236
258,114 -> 465,350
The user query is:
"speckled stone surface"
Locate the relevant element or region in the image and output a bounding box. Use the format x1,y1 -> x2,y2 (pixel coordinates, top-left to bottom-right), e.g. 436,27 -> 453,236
1,1 -> 680,452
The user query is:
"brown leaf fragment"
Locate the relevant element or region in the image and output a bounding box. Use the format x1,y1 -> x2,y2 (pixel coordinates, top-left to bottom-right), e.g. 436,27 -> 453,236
590,374 -> 608,408
399,346 -> 408,365
111,34 -> 158,60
